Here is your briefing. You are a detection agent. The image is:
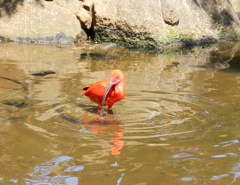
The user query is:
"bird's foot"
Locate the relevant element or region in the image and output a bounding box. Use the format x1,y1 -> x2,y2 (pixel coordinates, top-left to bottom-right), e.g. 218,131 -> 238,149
98,108 -> 108,119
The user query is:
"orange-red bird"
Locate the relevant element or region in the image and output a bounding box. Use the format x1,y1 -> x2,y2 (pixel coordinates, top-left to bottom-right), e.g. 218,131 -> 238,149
82,69 -> 125,110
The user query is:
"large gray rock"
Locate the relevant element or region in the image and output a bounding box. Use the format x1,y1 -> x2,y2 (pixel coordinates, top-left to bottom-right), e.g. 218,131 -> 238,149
93,0 -> 166,46
229,0 -> 240,12
0,0 -> 87,40
0,0 -> 239,46
93,0 -> 240,46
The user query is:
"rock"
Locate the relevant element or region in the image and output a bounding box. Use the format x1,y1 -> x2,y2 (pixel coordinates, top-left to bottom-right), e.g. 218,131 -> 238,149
54,32 -> 74,43
0,0 -> 239,47
13,32 -> 75,43
31,70 -> 56,77
93,0 -> 165,46
229,0 -> 240,12
93,0 -> 240,46
0,0 -> 82,41
57,103 -> 99,123
0,0 -> 96,43
162,0 -> 180,26
79,53 -> 118,60
0,89 -> 26,108
75,29 -> 88,42
76,0 -> 94,30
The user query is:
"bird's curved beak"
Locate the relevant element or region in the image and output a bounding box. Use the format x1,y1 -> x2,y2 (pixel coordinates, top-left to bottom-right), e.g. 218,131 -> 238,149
101,77 -> 120,109
101,80 -> 115,108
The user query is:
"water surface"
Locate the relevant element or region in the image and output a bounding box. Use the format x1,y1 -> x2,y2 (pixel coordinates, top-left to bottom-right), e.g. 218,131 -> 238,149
0,42 -> 240,184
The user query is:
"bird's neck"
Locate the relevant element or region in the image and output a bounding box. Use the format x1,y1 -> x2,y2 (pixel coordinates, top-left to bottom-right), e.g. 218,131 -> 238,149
115,82 -> 124,93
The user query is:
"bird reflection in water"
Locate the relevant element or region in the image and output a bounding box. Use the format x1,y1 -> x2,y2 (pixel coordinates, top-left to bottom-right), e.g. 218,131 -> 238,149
81,69 -> 126,155
81,111 -> 125,156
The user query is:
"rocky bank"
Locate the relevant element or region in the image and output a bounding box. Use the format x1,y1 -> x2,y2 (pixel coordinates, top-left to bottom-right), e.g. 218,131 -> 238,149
0,0 -> 240,48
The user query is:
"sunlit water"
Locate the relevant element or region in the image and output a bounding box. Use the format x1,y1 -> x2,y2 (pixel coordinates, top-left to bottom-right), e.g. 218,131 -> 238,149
0,42 -> 240,184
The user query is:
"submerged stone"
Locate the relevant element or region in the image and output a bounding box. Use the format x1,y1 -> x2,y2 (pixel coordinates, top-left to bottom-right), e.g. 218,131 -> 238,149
57,103 -> 99,123
79,53 -> 119,60
31,71 -> 56,77
0,89 -> 26,108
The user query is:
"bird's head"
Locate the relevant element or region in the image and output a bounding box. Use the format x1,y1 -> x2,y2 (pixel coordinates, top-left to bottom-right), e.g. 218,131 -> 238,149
101,69 -> 125,108
110,69 -> 125,84
110,76 -> 120,85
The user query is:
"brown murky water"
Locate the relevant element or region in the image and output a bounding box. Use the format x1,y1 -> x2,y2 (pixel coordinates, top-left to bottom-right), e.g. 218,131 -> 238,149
0,42 -> 240,185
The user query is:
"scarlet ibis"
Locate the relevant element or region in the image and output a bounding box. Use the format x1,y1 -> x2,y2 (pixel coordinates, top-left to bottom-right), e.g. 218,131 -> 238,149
82,69 -> 125,111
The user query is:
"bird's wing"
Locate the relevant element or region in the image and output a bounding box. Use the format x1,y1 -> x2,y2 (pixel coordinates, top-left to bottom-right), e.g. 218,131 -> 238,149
82,86 -> 90,91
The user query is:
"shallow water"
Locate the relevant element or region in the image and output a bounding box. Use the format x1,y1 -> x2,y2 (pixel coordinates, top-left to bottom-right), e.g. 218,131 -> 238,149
0,42 -> 240,184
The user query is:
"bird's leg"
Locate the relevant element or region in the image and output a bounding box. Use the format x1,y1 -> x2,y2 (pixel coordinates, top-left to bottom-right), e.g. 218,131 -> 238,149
97,104 -> 103,112
98,104 -> 108,119
99,110 -> 108,120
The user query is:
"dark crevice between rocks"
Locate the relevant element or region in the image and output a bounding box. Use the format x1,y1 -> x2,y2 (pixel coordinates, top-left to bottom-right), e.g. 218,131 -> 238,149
75,5 -> 96,42
77,18 -> 92,41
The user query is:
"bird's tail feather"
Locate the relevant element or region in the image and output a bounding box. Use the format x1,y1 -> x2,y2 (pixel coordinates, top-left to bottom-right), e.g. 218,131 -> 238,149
82,86 -> 89,91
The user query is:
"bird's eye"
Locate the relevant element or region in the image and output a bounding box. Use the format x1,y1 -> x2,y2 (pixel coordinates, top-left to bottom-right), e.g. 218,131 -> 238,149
111,77 -> 120,84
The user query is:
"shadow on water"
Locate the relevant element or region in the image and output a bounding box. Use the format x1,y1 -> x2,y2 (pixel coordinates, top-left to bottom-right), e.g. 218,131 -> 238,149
0,42 -> 240,184
221,47 -> 240,72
